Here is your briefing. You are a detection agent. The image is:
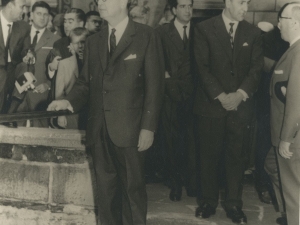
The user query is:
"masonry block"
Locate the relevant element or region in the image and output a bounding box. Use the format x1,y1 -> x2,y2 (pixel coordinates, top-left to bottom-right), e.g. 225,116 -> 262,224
0,161 -> 49,202
23,146 -> 86,164
52,163 -> 96,206
249,0 -> 276,12
276,0 -> 290,10
254,12 -> 278,26
0,144 -> 12,159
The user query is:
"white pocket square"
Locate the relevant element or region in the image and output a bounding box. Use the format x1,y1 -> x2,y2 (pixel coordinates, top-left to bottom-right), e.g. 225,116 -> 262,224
242,42 -> 249,46
124,54 -> 136,60
42,47 -> 53,49
274,70 -> 284,74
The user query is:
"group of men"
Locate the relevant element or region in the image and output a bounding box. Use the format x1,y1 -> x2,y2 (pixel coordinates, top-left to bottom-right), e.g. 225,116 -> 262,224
0,0 -> 300,224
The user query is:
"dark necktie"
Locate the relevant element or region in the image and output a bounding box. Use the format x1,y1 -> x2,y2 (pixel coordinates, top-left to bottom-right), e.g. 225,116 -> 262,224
110,28 -> 116,57
31,30 -> 40,49
229,22 -> 234,49
183,25 -> 188,49
5,24 -> 12,63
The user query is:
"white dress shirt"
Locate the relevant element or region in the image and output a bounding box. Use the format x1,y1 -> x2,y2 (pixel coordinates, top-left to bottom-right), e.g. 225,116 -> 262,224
30,26 -> 46,45
174,18 -> 190,40
0,10 -> 13,62
222,10 -> 239,41
108,16 -> 129,52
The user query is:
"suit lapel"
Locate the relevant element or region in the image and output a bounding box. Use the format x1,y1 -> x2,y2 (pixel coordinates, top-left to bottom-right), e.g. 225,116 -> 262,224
9,22 -> 19,55
214,15 -> 233,61
233,21 -> 247,63
98,25 -> 108,72
108,19 -> 135,67
168,21 -> 184,53
0,17 -> 5,52
35,28 -> 51,51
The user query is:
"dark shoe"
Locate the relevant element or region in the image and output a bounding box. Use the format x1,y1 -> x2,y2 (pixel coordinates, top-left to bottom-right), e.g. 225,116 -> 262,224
195,203 -> 216,218
276,216 -> 288,225
226,206 -> 247,224
169,186 -> 182,201
258,191 -> 272,204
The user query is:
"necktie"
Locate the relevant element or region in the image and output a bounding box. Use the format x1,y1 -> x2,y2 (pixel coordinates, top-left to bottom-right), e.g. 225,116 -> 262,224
110,28 -> 116,57
31,30 -> 40,49
5,24 -> 12,63
229,22 -> 234,49
183,25 -> 188,49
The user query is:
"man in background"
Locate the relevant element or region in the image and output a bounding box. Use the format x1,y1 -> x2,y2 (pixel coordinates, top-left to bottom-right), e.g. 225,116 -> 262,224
85,11 -> 102,34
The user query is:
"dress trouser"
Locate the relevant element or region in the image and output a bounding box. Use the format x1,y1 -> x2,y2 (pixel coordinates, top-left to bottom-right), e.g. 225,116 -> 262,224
91,119 -> 147,225
264,147 -> 285,213
196,112 -> 251,209
276,147 -> 300,225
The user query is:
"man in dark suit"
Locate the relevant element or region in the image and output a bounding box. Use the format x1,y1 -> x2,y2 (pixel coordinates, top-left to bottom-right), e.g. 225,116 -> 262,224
193,0 -> 263,223
47,0 -> 164,224
156,0 -> 196,202
9,1 -> 60,127
0,0 -> 30,112
270,3 -> 300,225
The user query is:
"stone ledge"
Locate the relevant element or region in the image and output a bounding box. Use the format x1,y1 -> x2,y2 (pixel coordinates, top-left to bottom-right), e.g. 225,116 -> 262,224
0,126 -> 86,150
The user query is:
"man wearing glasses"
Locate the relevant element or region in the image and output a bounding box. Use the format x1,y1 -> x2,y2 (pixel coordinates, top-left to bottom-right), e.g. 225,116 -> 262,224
270,2 -> 300,225
47,0 -> 164,224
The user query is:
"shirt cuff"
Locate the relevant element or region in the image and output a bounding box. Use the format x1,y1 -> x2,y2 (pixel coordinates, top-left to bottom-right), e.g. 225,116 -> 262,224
237,89 -> 248,101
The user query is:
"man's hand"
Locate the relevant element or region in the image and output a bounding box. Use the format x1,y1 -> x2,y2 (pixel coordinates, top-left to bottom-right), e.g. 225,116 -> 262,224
224,92 -> 243,110
279,140 -> 293,159
281,86 -> 287,97
165,71 -> 171,79
57,116 -> 67,128
217,93 -> 232,110
137,129 -> 154,152
68,44 -> 76,55
33,83 -> 49,93
47,100 -> 74,113
49,56 -> 62,71
23,50 -> 35,64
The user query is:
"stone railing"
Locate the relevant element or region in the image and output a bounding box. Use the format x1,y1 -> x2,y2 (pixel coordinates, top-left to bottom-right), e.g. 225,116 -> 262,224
0,126 -> 97,225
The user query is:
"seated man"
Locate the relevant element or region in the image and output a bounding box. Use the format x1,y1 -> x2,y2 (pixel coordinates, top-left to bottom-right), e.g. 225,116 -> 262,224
51,27 -> 90,129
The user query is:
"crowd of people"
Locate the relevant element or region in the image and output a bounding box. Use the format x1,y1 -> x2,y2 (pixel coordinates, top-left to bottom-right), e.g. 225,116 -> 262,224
0,0 -> 299,225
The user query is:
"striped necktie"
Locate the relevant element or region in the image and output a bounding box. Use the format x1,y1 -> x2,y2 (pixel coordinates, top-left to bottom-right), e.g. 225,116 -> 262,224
229,22 -> 234,49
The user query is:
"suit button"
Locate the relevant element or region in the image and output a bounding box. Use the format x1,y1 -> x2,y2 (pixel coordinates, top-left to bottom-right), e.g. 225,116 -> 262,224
138,74 -> 142,77
102,90 -> 107,94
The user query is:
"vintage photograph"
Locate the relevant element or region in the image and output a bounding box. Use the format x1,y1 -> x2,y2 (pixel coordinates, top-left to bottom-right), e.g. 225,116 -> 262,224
0,0 -> 297,225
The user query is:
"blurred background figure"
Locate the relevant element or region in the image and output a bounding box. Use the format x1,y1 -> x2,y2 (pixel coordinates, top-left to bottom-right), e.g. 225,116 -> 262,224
129,0 -> 150,24
46,12 -> 55,32
84,11 -> 102,34
52,13 -> 64,37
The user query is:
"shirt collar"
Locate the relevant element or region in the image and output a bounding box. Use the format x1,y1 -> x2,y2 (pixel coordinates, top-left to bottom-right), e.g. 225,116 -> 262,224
290,35 -> 300,46
108,16 -> 129,37
222,10 -> 239,29
31,25 -> 46,37
0,11 -> 13,27
174,18 -> 190,30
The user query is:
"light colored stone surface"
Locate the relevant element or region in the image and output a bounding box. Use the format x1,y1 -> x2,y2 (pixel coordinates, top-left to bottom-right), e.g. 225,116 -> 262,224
244,12 -> 254,24
249,0 -> 276,12
276,0 -> 291,10
0,127 -> 86,150
0,160 -> 49,202
52,163 -> 96,206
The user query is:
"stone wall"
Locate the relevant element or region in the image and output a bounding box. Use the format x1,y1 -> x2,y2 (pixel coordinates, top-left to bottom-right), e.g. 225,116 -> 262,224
0,126 -> 97,225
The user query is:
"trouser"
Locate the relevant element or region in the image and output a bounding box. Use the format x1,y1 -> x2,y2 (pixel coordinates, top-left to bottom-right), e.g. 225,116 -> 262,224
91,121 -> 147,225
276,147 -> 300,225
196,113 -> 251,210
264,146 -> 285,213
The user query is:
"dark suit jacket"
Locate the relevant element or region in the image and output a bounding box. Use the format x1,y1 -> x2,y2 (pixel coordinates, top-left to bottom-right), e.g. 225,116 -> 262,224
156,21 -> 193,102
0,20 -> 30,91
66,19 -> 164,147
270,39 -> 300,148
193,15 -> 263,118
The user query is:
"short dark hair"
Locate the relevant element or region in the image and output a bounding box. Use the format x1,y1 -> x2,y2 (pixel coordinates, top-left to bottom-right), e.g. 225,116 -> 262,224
2,0 -> 14,7
69,27 -> 90,40
32,1 -> 51,14
65,8 -> 86,24
169,0 -> 194,11
86,11 -> 100,21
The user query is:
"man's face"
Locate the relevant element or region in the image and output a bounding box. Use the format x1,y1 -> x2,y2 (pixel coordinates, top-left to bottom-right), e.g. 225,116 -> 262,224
97,0 -> 124,20
71,35 -> 86,59
226,0 -> 250,21
64,13 -> 83,36
278,6 -> 293,42
172,0 -> 193,25
9,0 -> 26,22
85,15 -> 102,34
31,7 -> 49,30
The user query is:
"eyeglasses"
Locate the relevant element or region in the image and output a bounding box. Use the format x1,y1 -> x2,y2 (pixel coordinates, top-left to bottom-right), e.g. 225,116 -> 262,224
279,16 -> 292,20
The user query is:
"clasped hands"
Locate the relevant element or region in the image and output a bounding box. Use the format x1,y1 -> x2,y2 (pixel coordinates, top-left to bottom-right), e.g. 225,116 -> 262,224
217,92 -> 244,111
23,50 -> 36,65
47,100 -> 154,152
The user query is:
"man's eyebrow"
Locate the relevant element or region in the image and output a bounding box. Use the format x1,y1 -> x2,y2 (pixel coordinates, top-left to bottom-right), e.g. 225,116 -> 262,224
64,18 -> 75,22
